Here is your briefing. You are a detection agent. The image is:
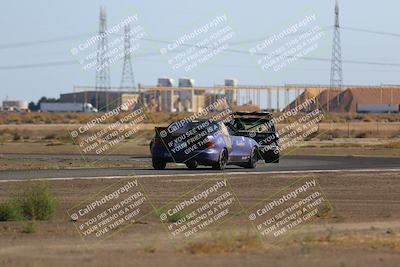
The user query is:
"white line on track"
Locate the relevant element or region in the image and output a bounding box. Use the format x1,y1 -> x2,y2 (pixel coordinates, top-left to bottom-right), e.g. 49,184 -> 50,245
1,168 -> 400,183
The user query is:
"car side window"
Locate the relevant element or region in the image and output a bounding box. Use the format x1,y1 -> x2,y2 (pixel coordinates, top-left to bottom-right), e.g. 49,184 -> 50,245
224,123 -> 235,135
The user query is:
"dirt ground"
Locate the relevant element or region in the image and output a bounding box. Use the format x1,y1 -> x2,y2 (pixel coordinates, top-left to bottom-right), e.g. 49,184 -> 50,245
0,171 -> 399,267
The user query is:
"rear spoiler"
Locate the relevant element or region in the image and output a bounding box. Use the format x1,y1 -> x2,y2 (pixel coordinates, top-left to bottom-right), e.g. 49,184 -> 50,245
154,127 -> 168,138
233,111 -> 273,119
231,112 -> 275,132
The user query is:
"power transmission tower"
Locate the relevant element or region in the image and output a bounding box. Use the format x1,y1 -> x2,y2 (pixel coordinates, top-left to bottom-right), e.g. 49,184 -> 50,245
95,7 -> 111,110
329,0 -> 343,112
120,24 -> 136,90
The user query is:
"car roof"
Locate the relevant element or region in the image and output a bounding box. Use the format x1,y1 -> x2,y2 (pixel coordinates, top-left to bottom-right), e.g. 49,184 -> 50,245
168,119 -> 222,129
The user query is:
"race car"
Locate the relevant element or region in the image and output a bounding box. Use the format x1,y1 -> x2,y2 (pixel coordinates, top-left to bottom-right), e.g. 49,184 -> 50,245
229,111 -> 280,163
149,119 -> 260,170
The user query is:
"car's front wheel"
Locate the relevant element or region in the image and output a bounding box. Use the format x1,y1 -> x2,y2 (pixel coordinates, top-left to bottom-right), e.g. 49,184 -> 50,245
212,149 -> 228,170
185,160 -> 198,170
152,158 -> 166,170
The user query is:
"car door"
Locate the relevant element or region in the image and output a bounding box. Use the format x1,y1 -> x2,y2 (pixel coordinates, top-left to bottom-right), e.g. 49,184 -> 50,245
225,125 -> 248,163
216,123 -> 232,155
233,135 -> 252,162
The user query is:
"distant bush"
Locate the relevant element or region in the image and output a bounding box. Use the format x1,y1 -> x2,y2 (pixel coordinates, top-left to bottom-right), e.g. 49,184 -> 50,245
318,129 -> 342,140
22,221 -> 37,234
303,131 -> 319,141
355,132 -> 368,138
0,182 -> 57,222
13,132 -> 21,141
43,133 -> 56,140
363,117 -> 374,122
0,199 -> 24,221
20,183 -> 57,220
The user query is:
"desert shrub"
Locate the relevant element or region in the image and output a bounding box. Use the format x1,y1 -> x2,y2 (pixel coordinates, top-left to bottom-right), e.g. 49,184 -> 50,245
387,116 -> 399,122
13,131 -> 21,141
0,132 -> 12,143
0,182 -> 57,221
344,115 -> 353,121
303,131 -> 319,141
317,133 -> 333,141
354,114 -> 362,120
22,221 -> 37,234
363,117 -> 374,122
320,129 -> 342,140
45,141 -> 63,146
0,199 -> 24,221
43,133 -> 56,140
19,183 -> 57,220
355,132 -> 368,138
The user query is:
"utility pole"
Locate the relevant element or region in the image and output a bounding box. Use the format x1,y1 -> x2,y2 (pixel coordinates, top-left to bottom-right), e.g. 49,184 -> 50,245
95,7 -> 111,111
329,0 -> 343,112
120,24 -> 136,90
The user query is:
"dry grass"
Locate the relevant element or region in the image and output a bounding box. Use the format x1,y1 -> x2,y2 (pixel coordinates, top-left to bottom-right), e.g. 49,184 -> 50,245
384,141 -> 400,149
0,124 -> 155,143
0,122 -> 399,143
1,111 -> 400,125
179,228 -> 400,255
0,111 -> 198,125
288,230 -> 400,251
180,231 -> 267,255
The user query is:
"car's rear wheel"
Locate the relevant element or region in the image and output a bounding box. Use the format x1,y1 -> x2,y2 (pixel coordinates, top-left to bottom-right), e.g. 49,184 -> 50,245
212,149 -> 227,170
185,160 -> 198,170
245,147 -> 258,169
152,158 -> 166,170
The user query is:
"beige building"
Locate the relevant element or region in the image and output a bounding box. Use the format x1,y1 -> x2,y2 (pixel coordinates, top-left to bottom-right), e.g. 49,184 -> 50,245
2,100 -> 29,111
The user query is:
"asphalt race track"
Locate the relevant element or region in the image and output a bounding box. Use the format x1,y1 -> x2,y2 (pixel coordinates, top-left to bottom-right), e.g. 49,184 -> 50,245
0,154 -> 399,181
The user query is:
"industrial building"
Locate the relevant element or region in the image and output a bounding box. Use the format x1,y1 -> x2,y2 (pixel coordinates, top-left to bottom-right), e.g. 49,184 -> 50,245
329,86 -> 400,113
146,77 -> 229,113
59,87 -> 139,111
149,83 -> 400,114
151,78 -> 237,113
53,82 -> 400,114
285,86 -> 400,113
1,100 -> 29,111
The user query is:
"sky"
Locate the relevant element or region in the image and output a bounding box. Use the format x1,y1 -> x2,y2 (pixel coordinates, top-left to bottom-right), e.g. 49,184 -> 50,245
0,0 -> 400,103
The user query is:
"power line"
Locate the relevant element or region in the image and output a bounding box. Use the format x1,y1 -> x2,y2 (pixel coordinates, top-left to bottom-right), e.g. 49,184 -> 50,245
1,24 -> 399,52
3,28 -> 400,71
228,26 -> 333,45
0,33 -> 94,50
2,52 -> 400,71
140,37 -> 400,67
0,60 -> 78,70
341,26 -> 400,38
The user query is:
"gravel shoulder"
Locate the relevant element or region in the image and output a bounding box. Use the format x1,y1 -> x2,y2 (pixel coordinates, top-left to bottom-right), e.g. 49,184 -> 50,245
0,171 -> 399,267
